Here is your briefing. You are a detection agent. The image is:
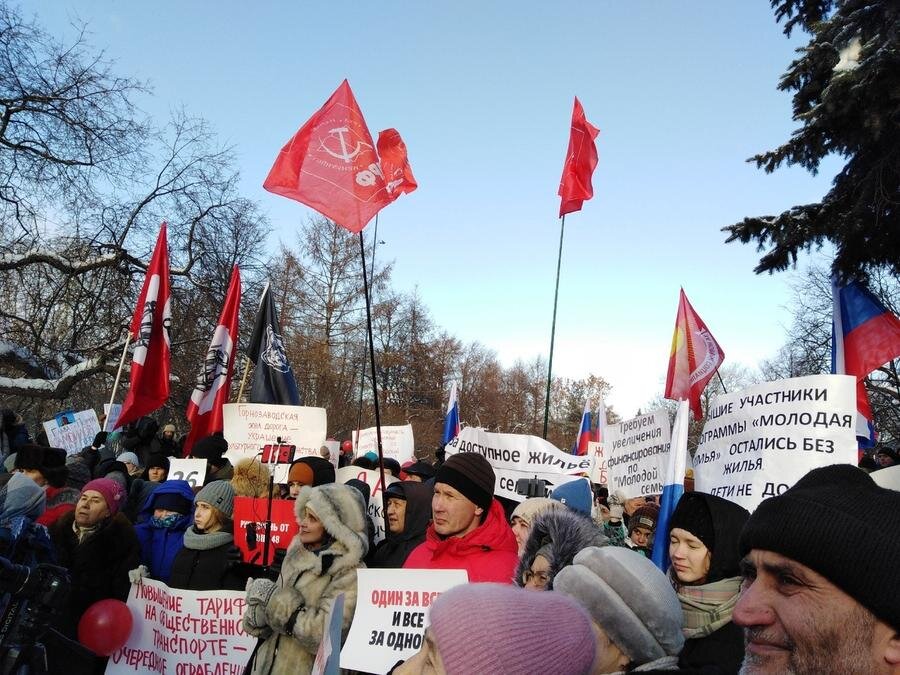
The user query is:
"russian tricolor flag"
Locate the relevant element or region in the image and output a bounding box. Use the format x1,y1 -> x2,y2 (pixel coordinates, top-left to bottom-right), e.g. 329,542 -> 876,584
442,381 -> 460,445
573,399 -> 592,455
832,278 -> 900,446
652,399 -> 690,572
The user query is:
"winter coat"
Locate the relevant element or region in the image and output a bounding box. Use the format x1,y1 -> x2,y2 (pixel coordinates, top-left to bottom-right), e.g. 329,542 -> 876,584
37,485 -> 80,527
671,492 -> 750,675
370,481 -> 432,569
169,527 -> 243,591
134,480 -> 194,584
243,484 -> 368,675
403,499 -> 519,583
49,511 -> 141,639
515,508 -> 607,589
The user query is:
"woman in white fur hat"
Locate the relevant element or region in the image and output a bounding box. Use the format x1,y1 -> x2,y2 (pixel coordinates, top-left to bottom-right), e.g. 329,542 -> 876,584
242,483 -> 368,674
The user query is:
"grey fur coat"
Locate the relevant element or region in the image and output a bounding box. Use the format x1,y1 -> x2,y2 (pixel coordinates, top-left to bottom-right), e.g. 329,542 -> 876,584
243,484 -> 368,675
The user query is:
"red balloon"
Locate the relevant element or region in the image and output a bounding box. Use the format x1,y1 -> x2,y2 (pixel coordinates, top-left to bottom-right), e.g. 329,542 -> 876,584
340,440 -> 353,453
78,598 -> 133,656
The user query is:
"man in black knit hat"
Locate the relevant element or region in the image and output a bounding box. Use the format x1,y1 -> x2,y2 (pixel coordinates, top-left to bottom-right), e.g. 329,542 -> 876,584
403,452 -> 518,583
735,464 -> 900,674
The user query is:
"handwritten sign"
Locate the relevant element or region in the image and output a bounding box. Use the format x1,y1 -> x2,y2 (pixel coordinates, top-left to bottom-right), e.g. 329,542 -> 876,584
43,409 -> 100,455
353,425 -> 415,463
106,579 -> 255,674
340,569 -> 468,674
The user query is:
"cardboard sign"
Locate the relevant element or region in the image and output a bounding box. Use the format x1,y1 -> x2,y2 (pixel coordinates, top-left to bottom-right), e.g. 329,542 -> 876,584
353,425 -> 415,463
605,409 -> 672,498
105,579 -> 255,674
222,403 -> 327,482
43,409 -> 100,455
335,467 -> 398,544
588,440 -> 607,485
340,569 -> 468,674
232,496 -> 299,564
693,374 -> 858,511
168,458 -> 207,489
443,427 -> 591,502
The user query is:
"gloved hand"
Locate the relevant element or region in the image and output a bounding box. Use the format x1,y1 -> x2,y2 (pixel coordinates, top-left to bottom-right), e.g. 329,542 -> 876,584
608,490 -> 626,522
128,565 -> 149,584
266,586 -> 305,634
244,577 -> 276,631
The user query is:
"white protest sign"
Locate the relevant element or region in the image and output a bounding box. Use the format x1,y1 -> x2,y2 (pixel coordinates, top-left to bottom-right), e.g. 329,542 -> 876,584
693,374 -> 858,511
353,424 -> 415,463
588,441 -> 607,485
604,409 -> 671,499
43,409 -> 100,455
222,403 -> 327,483
106,578 -> 255,675
336,466 -> 398,544
168,458 -> 207,489
324,439 -> 340,468
444,427 -> 592,502
340,569 -> 468,674
103,403 -> 122,433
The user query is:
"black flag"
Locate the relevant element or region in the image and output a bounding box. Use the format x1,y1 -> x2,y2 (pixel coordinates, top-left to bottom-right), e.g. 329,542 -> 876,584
247,283 -> 301,405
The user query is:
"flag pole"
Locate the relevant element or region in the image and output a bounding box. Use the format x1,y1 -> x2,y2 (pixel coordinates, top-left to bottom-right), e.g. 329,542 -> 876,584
105,332 -> 132,431
543,214 -> 566,439
358,231 -> 389,517
236,355 -> 252,402
716,371 -> 728,394
356,216 -> 379,434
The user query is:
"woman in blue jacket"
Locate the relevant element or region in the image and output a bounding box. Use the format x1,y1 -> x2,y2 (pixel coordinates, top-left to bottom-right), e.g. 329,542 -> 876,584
133,479 -> 194,584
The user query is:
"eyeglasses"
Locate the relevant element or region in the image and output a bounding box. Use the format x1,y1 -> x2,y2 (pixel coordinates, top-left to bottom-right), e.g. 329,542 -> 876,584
523,570 -> 550,586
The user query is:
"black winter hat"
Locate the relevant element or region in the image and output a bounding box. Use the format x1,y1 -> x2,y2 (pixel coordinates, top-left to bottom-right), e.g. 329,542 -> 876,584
15,444 -> 68,488
404,460 -> 436,480
740,464 -> 900,630
190,434 -> 228,461
669,493 -> 715,551
434,452 -> 495,511
294,456 -> 335,486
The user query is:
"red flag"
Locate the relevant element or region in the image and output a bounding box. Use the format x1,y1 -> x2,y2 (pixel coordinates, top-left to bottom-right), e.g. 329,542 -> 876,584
183,266 -> 241,456
665,289 -> 725,420
558,97 -> 600,217
376,128 -> 417,202
263,80 -> 390,234
116,223 -> 171,430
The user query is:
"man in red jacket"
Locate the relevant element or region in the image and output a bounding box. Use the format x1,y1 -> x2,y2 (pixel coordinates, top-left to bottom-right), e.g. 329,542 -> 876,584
404,452 -> 517,583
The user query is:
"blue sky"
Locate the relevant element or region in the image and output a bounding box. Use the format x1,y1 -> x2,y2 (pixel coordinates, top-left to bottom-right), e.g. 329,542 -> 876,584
32,2 -> 840,418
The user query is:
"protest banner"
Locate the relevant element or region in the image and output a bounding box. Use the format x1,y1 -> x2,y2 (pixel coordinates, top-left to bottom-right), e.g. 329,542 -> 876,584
693,374 -> 858,511
233,496 -> 299,564
43,409 -> 100,455
340,569 -> 468,674
222,403 -> 327,482
106,578 -> 255,675
443,427 -> 591,502
588,440 -> 607,485
168,458 -> 207,489
103,403 -> 122,433
353,424 -> 415,463
605,409 -> 671,498
335,466 -> 398,544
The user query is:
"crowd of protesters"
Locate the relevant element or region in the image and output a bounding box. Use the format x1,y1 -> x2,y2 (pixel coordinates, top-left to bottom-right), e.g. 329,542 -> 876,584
0,407 -> 897,674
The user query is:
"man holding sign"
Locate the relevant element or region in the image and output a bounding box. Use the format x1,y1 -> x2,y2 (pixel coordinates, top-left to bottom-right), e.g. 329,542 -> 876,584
403,453 -> 518,583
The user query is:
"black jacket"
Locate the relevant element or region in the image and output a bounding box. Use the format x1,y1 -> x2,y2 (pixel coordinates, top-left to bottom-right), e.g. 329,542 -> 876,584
370,482 -> 432,569
169,534 -> 244,591
48,511 -> 141,639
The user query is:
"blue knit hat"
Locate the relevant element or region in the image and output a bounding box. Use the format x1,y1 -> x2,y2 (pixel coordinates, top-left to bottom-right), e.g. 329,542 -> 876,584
550,478 -> 592,516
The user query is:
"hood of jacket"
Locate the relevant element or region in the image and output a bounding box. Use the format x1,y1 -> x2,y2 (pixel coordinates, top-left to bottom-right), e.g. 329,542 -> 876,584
294,483 -> 369,562
386,481 -> 432,543
137,479 -> 196,522
422,498 -> 517,558
671,492 -> 749,582
515,508 -> 608,589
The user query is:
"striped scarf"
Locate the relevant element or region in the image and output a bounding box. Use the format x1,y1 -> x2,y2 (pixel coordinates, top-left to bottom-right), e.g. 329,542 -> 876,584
674,575 -> 742,639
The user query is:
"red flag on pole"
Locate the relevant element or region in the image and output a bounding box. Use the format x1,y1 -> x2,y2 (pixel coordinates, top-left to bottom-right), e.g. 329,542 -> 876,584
665,289 -> 725,420
116,223 -> 171,430
558,96 -> 600,218
263,80 -> 390,234
183,266 -> 241,456
376,128 -> 417,202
